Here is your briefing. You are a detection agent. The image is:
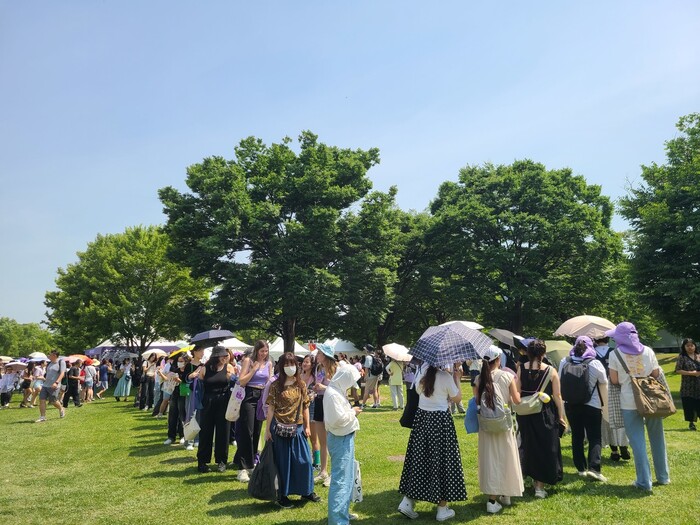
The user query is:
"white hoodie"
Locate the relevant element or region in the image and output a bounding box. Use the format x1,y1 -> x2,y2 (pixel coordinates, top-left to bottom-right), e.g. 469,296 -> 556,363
323,363 -> 361,436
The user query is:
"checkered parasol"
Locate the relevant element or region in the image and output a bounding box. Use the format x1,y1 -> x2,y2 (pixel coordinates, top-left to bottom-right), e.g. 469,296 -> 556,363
410,323 -> 493,367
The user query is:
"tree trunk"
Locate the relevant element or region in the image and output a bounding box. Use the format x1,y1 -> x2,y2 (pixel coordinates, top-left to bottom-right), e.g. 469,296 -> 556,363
282,318 -> 297,354
510,298 -> 524,335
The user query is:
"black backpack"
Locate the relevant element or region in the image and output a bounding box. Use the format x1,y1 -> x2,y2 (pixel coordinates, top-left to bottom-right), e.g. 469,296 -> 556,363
369,355 -> 384,377
561,357 -> 597,404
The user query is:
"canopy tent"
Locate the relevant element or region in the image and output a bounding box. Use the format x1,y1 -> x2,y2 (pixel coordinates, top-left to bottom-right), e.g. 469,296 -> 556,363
218,337 -> 254,352
86,339 -> 189,358
322,338 -> 364,358
269,338 -> 309,361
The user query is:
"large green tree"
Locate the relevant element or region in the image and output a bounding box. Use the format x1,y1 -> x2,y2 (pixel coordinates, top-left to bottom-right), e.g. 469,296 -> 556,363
429,159 -> 618,334
45,226 -> 209,354
619,113 -> 700,338
0,318 -> 54,357
159,132 -> 379,353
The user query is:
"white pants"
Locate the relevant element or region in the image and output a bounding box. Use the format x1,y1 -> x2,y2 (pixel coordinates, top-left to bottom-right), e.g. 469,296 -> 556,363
390,385 -> 404,409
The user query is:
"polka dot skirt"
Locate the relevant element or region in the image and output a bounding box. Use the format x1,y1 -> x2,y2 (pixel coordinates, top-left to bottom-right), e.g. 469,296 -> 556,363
399,408 -> 468,504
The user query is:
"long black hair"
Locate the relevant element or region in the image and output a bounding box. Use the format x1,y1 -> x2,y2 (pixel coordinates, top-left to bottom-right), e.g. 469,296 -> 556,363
419,366 -> 438,398
478,359 -> 497,410
680,338 -> 696,358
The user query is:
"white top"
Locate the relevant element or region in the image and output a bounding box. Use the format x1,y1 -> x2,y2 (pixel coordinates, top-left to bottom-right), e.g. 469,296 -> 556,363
608,346 -> 659,410
323,365 -> 361,436
415,368 -> 459,411
558,357 -> 608,409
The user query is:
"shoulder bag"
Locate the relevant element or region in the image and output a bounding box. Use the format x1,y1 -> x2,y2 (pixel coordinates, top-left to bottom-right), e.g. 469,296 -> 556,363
225,382 -> 246,422
613,349 -> 676,418
513,365 -> 552,416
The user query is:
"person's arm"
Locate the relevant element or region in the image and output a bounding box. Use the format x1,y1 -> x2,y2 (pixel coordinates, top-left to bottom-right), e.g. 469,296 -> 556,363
509,378 -> 521,405
237,358 -> 258,387
225,363 -> 234,381
264,387 -> 275,442
446,372 -> 462,403
550,368 -> 566,424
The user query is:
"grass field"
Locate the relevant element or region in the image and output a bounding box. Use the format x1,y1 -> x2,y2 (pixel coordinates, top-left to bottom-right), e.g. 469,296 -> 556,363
1,355 -> 696,525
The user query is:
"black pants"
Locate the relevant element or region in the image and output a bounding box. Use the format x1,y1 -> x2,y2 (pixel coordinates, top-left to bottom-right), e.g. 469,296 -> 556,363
0,392 -> 12,406
233,387 -> 262,469
63,384 -> 81,407
681,396 -> 700,422
565,403 -> 602,473
139,376 -> 155,409
197,394 -> 230,466
167,393 -> 186,440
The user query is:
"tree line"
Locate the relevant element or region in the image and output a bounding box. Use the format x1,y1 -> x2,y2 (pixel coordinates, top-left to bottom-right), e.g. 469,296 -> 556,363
40,114 -> 700,355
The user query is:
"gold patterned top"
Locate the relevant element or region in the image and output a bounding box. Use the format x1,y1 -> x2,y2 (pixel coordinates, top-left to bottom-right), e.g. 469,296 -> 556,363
266,381 -> 309,424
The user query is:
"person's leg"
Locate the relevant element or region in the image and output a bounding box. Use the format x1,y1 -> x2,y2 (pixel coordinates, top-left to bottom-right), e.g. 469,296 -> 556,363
361,376 -> 371,405
316,422 -> 329,476
622,409 -> 652,490
390,385 -> 399,409
139,379 -> 147,409
373,382 -> 381,406
197,405 -> 215,468
397,384 -> 404,409
39,398 -> 47,418
234,393 -> 256,469
213,399 -> 231,464
327,432 -> 355,525
585,406 -> 603,473
566,404 -> 587,472
152,386 -> 162,416
645,416 -> 670,484
166,397 -> 180,441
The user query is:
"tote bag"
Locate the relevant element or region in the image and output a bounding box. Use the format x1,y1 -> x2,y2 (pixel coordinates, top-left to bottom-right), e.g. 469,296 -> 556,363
225,383 -> 246,422
183,412 -> 201,441
352,459 -> 363,503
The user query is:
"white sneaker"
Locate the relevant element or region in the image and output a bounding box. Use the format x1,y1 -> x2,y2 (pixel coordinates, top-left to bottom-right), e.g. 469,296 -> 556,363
486,501 -> 503,514
59,409 -> 65,418
323,475 -> 331,488
398,496 -> 418,519
314,472 -> 329,484
163,438 -> 173,445
498,496 -> 511,506
436,505 -> 455,522
179,437 -> 186,445
349,513 -> 359,520
534,488 -> 548,499
587,470 -> 608,482
237,469 -> 250,482
35,416 -> 47,423
578,470 -> 589,478
185,443 -> 194,451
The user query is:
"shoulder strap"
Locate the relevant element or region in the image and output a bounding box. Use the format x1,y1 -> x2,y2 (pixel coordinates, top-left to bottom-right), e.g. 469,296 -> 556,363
613,349 -> 631,375
536,366 -> 552,393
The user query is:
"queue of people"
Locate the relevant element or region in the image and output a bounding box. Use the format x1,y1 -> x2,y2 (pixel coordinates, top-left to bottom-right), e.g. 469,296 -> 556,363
2,322 -> 693,524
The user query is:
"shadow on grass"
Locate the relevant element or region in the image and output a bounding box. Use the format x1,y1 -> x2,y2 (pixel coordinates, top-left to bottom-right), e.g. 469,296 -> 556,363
161,456 -> 196,465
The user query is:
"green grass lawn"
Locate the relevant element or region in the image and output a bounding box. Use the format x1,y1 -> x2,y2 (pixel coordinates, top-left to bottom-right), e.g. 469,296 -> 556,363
1,355 -> 696,525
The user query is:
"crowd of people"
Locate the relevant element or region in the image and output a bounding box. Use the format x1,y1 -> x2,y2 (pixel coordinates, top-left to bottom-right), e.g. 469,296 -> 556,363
2,322 -> 699,524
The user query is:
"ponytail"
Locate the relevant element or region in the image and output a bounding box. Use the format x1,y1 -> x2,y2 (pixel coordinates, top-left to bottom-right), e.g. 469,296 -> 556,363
420,366 -> 437,398
478,359 -> 496,410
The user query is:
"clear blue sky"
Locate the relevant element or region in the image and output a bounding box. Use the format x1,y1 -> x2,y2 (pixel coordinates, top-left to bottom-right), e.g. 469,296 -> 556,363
1,1 -> 699,324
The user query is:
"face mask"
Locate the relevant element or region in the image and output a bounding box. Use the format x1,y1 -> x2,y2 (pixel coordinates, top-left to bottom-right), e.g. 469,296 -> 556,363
177,362 -> 185,369
284,366 -> 296,377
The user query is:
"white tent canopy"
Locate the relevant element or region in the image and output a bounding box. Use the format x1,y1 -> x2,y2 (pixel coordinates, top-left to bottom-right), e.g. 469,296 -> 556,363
219,337 -> 254,352
323,338 -> 364,358
269,338 -> 309,360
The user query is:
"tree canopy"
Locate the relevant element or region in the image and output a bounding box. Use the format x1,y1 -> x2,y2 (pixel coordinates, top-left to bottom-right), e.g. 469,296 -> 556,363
429,160 -> 618,334
619,113 -> 700,338
44,226 -> 209,354
0,317 -> 54,357
159,132 -> 380,352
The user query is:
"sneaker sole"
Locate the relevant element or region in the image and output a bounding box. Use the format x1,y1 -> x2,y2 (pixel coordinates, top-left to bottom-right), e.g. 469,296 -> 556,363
398,508 -> 418,519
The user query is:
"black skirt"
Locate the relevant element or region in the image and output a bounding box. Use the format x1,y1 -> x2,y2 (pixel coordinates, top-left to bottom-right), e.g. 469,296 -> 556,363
399,408 -> 467,504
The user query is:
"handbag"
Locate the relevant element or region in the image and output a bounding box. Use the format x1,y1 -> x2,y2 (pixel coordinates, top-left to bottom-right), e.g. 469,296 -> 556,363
116,369 -> 124,379
274,399 -> 302,438
352,459 -> 363,503
400,385 -> 419,429
464,396 -> 479,434
513,366 -> 552,416
183,411 -> 200,441
225,383 -> 246,422
248,442 -> 279,501
613,349 -> 676,418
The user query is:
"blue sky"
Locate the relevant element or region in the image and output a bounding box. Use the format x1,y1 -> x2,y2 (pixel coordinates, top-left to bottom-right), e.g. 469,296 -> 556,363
1,1 -> 699,324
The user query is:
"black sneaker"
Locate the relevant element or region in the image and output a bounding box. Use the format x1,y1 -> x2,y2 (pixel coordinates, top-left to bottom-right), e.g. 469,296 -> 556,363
197,464 -> 210,473
620,447 -> 631,460
277,496 -> 293,509
302,492 -> 321,503
690,422 -> 697,431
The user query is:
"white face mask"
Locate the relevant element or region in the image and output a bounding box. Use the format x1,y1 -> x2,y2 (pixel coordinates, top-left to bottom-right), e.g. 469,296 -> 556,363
177,362 -> 186,369
284,366 -> 297,377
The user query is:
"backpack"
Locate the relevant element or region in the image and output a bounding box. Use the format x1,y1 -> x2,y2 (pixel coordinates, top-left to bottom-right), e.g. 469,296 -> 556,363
561,357 -> 596,404
369,356 -> 384,377
477,372 -> 512,433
